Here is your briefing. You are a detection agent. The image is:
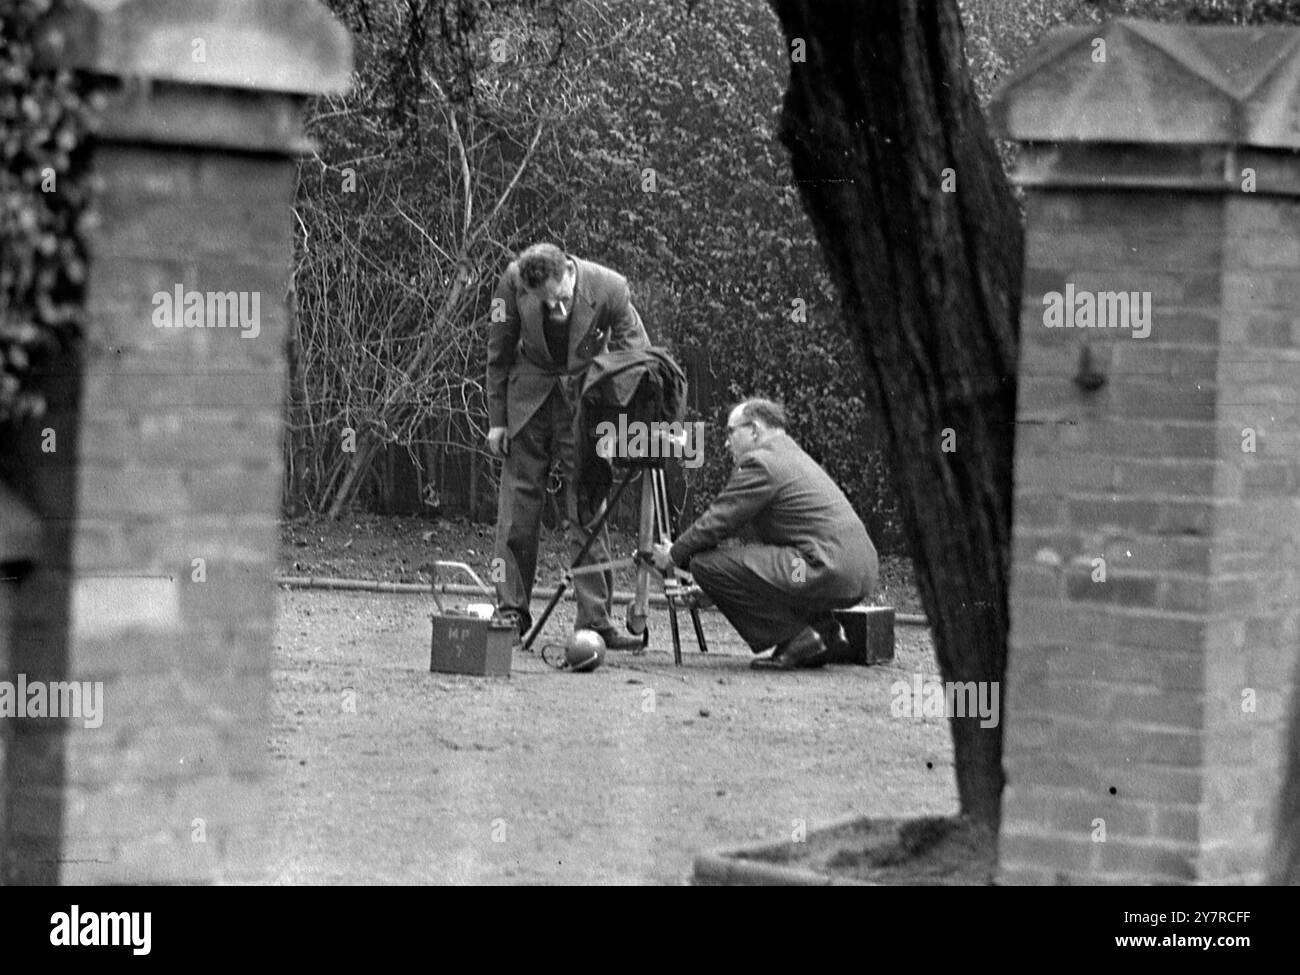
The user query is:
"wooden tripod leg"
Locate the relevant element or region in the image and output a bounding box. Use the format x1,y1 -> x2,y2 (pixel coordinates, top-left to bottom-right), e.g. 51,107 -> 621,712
650,468 -> 684,665
627,470 -> 654,639
655,467 -> 707,657
690,605 -> 709,654
524,468 -> 631,652
667,594 -> 683,666
522,578 -> 566,652
655,467 -> 673,543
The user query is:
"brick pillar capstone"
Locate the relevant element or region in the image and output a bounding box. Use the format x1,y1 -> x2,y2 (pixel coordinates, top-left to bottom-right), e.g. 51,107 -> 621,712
988,20 -> 1300,884
1,0 -> 350,884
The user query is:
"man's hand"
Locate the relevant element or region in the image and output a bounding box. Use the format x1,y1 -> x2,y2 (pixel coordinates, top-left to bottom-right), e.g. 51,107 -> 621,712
487,426 -> 509,458
650,542 -> 675,573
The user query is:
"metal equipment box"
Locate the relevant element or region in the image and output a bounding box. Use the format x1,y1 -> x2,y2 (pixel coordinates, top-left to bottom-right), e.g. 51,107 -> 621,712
427,561 -> 514,677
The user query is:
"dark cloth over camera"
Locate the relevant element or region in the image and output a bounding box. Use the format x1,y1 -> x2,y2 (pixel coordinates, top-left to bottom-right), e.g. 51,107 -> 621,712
573,346 -> 688,519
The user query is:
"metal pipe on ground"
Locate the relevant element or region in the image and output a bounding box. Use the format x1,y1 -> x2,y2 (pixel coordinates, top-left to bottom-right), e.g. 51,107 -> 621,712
273,575 -> 930,627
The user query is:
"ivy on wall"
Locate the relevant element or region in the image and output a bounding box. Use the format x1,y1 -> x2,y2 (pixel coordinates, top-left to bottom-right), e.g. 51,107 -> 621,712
0,0 -> 94,423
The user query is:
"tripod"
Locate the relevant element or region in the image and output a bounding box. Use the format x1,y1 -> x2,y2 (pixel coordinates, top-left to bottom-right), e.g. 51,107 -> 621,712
628,465 -> 709,666
521,461 -> 708,665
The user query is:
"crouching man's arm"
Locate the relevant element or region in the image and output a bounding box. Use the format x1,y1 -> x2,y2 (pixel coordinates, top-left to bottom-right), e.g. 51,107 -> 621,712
663,454 -> 777,569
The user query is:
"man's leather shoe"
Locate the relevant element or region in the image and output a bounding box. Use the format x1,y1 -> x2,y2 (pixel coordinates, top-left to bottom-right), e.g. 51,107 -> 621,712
750,627 -> 829,671
593,626 -> 645,651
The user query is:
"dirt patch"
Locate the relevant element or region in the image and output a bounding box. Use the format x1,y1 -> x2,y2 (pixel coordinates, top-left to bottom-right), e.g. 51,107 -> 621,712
739,814 -> 997,885
267,513 -> 943,884
266,585 -> 953,884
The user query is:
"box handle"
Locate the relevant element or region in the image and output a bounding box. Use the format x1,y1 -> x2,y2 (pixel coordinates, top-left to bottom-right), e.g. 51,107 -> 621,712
427,560 -> 493,616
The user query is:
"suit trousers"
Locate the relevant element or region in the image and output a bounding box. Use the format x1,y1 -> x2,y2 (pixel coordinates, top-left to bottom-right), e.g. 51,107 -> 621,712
494,387 -> 614,631
688,546 -> 863,653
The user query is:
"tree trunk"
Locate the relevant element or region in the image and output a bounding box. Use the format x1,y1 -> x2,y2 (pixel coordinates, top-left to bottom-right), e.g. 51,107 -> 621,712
1272,649 -> 1300,883
768,0 -> 1023,830
326,438 -> 381,522
468,443 -> 482,523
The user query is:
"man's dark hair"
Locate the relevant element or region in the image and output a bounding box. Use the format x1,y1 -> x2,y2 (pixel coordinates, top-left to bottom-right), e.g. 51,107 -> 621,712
738,398 -> 787,430
517,243 -> 568,289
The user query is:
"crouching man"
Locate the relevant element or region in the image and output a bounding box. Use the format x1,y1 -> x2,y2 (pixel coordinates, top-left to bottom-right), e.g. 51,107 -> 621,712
650,399 -> 878,670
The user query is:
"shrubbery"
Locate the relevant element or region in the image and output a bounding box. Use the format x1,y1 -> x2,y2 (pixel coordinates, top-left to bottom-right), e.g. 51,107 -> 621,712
294,0 -> 909,546
0,0 -> 93,423
290,0 -> 1300,552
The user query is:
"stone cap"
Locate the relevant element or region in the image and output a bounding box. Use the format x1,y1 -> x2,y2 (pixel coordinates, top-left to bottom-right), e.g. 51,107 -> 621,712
46,0 -> 352,95
988,19 -> 1300,150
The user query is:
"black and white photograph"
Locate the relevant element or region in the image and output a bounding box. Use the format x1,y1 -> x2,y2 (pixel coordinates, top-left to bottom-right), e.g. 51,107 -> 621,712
0,0 -> 1295,929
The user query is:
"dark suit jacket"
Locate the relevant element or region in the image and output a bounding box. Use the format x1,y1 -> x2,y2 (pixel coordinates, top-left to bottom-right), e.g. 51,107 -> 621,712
486,256 -> 649,437
669,431 -> 878,603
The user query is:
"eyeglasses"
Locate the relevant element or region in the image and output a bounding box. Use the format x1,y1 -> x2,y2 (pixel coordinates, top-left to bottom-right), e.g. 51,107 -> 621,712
725,421 -> 755,443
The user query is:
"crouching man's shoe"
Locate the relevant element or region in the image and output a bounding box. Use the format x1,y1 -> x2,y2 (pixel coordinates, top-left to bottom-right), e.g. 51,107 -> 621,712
811,615 -> 850,661
750,626 -> 829,671
593,625 -> 645,651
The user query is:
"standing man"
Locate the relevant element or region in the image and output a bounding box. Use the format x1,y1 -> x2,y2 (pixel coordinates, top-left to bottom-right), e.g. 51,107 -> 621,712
651,399 -> 878,670
486,243 -> 648,650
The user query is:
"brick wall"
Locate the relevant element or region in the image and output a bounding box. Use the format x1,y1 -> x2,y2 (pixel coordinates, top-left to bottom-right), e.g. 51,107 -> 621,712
998,177 -> 1299,884
0,0 -> 349,884
4,141 -> 294,885
993,182 -> 1300,883
1199,194 -> 1300,880
1001,189 -> 1218,883
989,20 -> 1300,886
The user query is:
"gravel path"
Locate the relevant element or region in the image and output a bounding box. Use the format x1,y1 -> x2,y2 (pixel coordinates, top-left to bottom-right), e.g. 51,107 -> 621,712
265,587 -> 956,884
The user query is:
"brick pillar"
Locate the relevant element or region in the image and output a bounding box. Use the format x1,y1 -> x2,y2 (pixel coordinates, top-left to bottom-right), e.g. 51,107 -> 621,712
1,0 -> 349,883
988,20 -> 1300,884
